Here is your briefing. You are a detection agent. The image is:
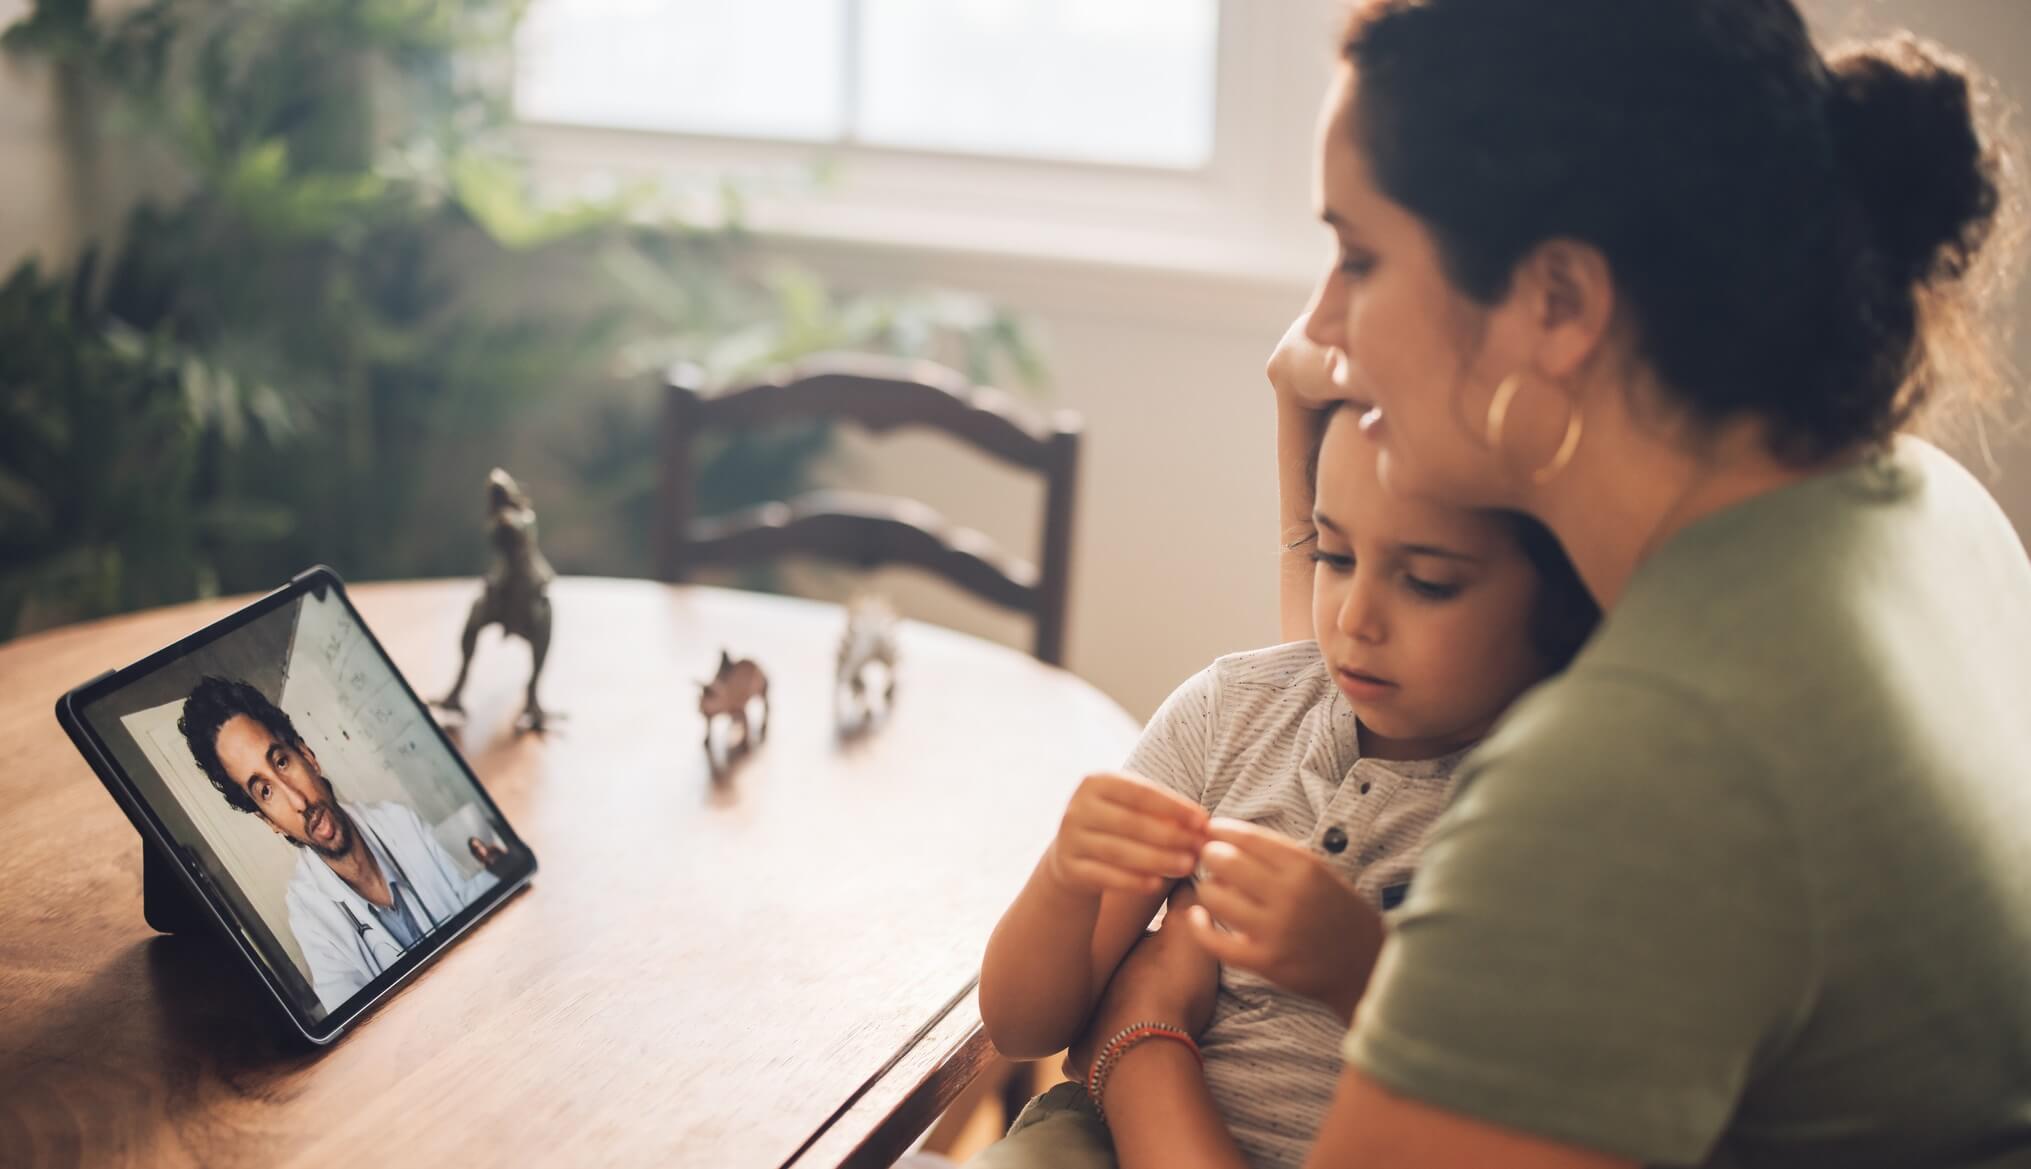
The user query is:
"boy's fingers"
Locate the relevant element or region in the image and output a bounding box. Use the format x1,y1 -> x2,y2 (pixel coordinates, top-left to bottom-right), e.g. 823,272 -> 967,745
1082,799 -> 1210,854
1194,868 -> 1269,929
1186,904 -> 1267,971
1198,838 -> 1280,893
1063,857 -> 1168,895
1094,773 -> 1211,830
1070,829 -> 1199,879
1207,818 -> 1309,867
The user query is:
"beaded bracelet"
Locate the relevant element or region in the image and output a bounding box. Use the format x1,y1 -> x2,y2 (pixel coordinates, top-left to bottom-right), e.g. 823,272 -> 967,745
1084,1021 -> 1203,1121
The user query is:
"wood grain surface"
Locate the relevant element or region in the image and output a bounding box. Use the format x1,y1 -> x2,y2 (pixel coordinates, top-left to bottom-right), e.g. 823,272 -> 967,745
0,578 -> 1136,1169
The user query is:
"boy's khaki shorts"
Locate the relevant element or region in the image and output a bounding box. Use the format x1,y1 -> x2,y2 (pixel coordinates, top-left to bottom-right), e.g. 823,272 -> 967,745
963,1081 -> 1117,1169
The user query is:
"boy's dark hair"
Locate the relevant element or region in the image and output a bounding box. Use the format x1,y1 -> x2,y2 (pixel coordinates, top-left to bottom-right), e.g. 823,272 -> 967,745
1503,512 -> 1599,673
177,676 -> 304,816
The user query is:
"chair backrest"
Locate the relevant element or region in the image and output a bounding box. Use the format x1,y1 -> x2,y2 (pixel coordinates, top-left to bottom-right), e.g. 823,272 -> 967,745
657,354 -> 1082,666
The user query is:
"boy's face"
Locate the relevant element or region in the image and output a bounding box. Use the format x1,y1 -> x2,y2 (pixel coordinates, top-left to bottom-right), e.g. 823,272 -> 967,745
1311,412 -> 1549,760
212,715 -> 354,858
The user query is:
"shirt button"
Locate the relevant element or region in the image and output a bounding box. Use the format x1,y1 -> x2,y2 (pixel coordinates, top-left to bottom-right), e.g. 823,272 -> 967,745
1322,826 -> 1349,854
1359,782 -> 1372,795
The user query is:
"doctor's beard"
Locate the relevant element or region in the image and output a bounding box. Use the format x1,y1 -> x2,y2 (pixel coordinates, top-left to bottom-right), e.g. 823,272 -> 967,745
292,799 -> 356,860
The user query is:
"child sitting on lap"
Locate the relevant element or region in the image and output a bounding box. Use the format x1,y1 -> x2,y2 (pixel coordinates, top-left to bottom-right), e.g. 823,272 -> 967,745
970,404 -> 1598,1169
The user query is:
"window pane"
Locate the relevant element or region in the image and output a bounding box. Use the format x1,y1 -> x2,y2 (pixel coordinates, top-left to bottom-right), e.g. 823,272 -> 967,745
855,0 -> 1217,168
515,0 -> 846,141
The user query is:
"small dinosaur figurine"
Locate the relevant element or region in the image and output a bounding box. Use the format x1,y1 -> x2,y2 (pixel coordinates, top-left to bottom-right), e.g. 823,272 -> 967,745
836,596 -> 899,730
699,650 -> 770,762
437,468 -> 556,733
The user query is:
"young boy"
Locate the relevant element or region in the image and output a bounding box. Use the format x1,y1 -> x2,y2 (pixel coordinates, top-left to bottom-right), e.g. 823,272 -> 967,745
972,406 -> 1597,1168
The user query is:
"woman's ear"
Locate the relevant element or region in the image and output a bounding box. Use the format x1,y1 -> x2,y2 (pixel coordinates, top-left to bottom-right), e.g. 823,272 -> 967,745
1519,238 -> 1616,382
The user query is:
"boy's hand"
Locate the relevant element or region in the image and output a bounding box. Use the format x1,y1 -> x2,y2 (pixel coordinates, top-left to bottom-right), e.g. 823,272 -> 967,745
1185,818 -> 1385,1024
1044,772 -> 1209,897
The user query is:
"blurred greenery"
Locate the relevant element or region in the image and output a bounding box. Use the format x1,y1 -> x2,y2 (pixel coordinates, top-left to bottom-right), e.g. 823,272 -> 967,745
0,0 -> 1044,638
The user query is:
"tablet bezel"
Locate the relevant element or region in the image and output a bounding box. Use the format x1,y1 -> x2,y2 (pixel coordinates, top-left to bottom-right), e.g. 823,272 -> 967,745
53,564 -> 537,1044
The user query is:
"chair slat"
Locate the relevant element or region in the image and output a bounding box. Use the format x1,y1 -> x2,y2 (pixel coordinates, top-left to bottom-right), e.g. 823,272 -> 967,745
687,491 -> 1039,614
659,354 -> 1080,666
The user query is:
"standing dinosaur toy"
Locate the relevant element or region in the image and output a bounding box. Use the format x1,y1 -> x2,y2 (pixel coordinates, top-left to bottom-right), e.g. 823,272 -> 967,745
437,468 -> 556,733
835,596 -> 899,730
699,650 -> 770,766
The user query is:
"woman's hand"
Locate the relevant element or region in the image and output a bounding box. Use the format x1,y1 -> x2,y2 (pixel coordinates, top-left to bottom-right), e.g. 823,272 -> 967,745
1044,772 -> 1210,898
1066,884 -> 1221,1080
1185,818 -> 1386,1024
1265,314 -> 1345,413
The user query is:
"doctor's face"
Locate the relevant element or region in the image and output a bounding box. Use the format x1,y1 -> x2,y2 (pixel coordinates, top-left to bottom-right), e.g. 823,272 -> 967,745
212,715 -> 355,860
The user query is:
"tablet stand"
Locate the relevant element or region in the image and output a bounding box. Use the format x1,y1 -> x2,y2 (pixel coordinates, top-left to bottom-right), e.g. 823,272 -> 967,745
143,838 -> 213,935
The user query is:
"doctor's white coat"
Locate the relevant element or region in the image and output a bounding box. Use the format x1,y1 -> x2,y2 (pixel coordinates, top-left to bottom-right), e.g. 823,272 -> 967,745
283,800 -> 498,1013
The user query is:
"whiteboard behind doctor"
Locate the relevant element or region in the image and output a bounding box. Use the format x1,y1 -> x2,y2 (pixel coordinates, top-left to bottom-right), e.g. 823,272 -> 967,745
179,676 -> 498,1012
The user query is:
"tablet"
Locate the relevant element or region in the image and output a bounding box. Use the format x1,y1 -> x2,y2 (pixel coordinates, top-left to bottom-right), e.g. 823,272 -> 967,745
54,565 -> 536,1043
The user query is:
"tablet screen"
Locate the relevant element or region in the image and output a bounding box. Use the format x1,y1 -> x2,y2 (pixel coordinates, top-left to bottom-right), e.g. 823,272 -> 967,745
70,573 -> 529,1033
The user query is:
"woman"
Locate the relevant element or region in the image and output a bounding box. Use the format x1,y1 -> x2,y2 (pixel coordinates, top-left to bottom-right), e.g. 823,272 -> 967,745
1075,1 -> 2031,1167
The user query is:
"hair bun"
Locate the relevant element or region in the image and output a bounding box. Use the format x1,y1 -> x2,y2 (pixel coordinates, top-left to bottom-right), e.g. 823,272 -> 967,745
1826,34 -> 2000,287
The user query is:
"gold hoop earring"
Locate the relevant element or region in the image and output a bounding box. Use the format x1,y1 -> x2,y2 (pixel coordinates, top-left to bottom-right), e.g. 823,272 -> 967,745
1484,373 -> 1524,450
1484,372 -> 1585,486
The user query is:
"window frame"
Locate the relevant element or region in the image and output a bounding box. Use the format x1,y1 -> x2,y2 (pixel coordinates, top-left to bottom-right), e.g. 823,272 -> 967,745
513,0 -> 1337,288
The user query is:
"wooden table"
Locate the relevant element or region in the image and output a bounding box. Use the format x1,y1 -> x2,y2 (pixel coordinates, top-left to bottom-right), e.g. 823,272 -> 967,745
0,578 -> 1139,1169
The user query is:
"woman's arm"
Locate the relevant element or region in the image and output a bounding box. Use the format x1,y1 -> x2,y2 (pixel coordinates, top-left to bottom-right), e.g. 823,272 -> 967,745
1068,884 -> 1245,1169
1104,1040 -> 1251,1169
1304,1070 -> 1638,1169
1268,319 -> 1339,643
1277,394 -> 1326,643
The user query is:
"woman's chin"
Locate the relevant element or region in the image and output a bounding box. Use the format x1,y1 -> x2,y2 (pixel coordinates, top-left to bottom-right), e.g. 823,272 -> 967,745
1373,448 -> 1419,498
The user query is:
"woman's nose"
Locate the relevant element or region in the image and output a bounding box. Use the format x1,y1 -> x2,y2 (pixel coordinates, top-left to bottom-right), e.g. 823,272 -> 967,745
1302,273 -> 1347,351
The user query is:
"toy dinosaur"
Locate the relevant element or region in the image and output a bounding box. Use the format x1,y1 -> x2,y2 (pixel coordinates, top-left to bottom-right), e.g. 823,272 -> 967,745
836,596 -> 899,729
700,650 -> 769,761
437,468 -> 555,733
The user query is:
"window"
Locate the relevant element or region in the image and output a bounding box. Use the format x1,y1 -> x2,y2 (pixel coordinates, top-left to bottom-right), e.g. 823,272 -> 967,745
513,0 -> 1336,289
514,0 -> 1219,169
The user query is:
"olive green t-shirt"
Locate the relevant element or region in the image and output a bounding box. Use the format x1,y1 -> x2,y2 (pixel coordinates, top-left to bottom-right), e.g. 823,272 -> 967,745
1343,438 -> 2031,1168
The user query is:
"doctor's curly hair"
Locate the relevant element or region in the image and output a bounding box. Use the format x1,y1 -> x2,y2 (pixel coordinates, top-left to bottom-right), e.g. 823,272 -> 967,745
178,675 -> 307,816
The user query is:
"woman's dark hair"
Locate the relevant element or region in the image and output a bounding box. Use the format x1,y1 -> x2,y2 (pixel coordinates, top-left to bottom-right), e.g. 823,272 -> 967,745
1307,406 -> 1600,671
1342,0 -> 2022,463
178,675 -> 303,815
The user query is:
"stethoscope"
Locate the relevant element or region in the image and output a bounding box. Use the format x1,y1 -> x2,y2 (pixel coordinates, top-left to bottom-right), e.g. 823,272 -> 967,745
336,818 -> 442,969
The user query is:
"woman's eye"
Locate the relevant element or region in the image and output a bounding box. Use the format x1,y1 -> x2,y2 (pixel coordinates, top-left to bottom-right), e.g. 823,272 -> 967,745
1309,550 -> 1355,571
1337,247 -> 1376,278
1406,576 -> 1461,600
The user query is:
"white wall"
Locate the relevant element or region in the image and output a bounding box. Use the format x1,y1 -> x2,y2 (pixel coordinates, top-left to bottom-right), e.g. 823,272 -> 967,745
0,0 -> 75,270
790,0 -> 2031,721
783,246 -> 1307,722
1801,0 -> 2031,552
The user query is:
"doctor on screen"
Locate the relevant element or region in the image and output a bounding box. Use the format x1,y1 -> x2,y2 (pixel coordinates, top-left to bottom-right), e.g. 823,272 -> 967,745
178,676 -> 498,1011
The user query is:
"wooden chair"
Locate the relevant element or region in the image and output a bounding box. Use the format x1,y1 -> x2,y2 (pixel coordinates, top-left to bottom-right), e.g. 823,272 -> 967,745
656,353 -> 1082,666
659,354 -> 1082,1153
